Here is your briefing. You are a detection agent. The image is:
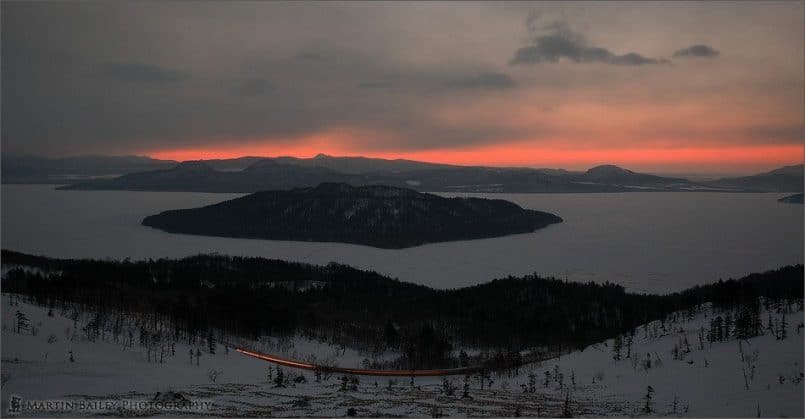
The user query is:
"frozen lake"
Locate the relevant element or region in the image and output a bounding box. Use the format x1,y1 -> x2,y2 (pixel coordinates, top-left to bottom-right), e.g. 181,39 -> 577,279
1,184 -> 801,293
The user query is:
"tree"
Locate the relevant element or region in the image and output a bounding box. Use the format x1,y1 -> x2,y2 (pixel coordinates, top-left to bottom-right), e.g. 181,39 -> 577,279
612,335 -> 623,361
476,370 -> 492,390
643,385 -> 654,414
274,366 -> 286,388
207,369 -> 222,382
698,327 -> 705,350
15,311 -> 29,334
461,375 -> 471,399
735,301 -> 762,339
139,326 -> 148,347
561,392 -> 573,418
195,348 -> 202,366
383,321 -> 398,348
738,340 -> 759,390
778,315 -> 788,340
441,378 -> 456,396
207,331 -> 216,355
459,350 -> 469,367
710,316 -> 724,342
625,335 -> 633,359
724,312 -> 733,338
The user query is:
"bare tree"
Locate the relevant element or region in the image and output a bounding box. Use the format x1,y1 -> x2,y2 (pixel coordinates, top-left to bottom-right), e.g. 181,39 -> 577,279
207,369 -> 223,382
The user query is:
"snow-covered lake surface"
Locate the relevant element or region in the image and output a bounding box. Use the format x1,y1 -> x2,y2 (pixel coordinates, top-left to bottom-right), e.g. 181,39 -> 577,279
2,185 -> 802,293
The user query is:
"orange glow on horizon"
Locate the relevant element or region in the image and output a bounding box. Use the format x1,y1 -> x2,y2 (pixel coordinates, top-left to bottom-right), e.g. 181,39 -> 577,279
146,142 -> 803,174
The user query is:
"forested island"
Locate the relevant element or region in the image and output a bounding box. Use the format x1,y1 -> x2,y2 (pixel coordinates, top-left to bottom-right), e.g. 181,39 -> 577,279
141,183 -> 563,248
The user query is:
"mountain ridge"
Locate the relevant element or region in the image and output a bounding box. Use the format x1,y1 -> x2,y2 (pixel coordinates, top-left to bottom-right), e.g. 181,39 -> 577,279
6,153 -> 800,193
56,158 -> 708,193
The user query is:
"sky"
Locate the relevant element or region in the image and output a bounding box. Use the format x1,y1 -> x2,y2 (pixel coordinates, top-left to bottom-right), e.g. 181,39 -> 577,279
2,1 -> 803,174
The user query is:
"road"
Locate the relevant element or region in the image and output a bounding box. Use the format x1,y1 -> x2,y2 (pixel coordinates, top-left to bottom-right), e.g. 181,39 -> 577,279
235,348 -> 484,377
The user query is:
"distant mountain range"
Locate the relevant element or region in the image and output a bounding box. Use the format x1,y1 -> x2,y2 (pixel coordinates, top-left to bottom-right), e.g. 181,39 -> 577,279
4,154 -> 801,193
1,154 -> 176,183
707,165 -> 804,193
142,183 -> 563,248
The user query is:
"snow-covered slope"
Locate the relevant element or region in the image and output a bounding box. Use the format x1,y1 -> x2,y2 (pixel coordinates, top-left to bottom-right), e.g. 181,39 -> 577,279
529,303 -> 804,417
2,294 -> 802,417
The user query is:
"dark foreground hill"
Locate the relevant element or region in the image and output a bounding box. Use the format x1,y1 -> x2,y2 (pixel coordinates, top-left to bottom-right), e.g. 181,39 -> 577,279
142,183 -> 563,248
2,250 -> 802,369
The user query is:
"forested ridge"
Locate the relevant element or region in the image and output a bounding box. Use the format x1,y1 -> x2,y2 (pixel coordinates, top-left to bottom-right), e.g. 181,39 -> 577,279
2,250 -> 801,369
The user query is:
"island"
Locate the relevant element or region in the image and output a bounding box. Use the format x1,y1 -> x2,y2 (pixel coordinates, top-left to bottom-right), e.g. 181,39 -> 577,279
141,183 -> 563,248
778,193 -> 804,204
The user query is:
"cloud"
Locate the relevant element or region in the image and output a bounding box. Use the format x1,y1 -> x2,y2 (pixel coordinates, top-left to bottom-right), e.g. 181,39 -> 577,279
357,81 -> 393,89
233,79 -> 276,95
0,2 -> 800,161
510,21 -> 667,66
98,62 -> 189,83
672,44 -> 720,59
746,123 -> 805,142
445,72 -> 517,90
296,52 -> 323,61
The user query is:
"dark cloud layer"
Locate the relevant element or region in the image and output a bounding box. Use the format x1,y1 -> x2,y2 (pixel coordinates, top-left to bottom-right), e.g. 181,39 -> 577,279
445,72 -> 517,90
98,62 -> 189,83
357,81 -> 393,89
510,21 -> 667,66
673,44 -> 720,58
0,2 -> 800,162
232,79 -> 276,96
296,52 -> 324,61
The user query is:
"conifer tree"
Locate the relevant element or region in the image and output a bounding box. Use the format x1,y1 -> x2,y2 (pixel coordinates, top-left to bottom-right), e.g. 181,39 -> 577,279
643,385 -> 654,414
15,311 -> 29,334
207,331 -> 216,355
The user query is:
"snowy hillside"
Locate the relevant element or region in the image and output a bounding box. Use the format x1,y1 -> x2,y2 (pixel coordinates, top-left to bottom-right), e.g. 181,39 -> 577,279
1,294 -> 802,417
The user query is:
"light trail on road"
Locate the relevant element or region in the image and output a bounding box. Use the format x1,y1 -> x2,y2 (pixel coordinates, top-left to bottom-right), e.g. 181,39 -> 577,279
235,348 -> 484,377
